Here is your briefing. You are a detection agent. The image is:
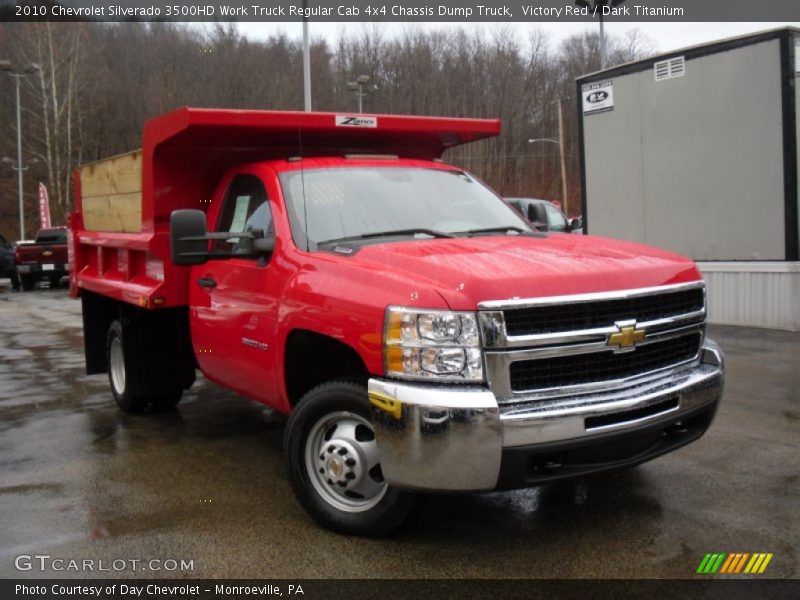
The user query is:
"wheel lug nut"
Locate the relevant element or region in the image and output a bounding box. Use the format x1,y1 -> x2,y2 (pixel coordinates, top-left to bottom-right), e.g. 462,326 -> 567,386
345,472 -> 355,480
319,468 -> 324,474
337,448 -> 347,455
327,445 -> 335,453
337,481 -> 347,487
319,454 -> 325,461
327,479 -> 334,485
345,458 -> 356,467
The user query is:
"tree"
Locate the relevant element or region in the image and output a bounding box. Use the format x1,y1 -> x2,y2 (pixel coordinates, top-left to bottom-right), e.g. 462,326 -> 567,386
0,22 -> 658,240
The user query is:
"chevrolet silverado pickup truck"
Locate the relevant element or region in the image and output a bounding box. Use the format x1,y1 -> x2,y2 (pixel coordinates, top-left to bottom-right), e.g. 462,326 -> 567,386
15,226 -> 69,290
69,108 -> 724,536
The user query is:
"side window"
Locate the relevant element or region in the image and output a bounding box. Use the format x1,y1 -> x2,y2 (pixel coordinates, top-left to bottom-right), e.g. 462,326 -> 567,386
215,175 -> 274,255
544,204 -> 567,232
527,204 -> 547,228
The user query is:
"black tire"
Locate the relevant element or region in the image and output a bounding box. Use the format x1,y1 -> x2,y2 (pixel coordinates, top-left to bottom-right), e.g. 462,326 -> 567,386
284,380 -> 420,537
49,275 -> 62,288
106,320 -> 150,413
149,391 -> 183,410
20,275 -> 34,291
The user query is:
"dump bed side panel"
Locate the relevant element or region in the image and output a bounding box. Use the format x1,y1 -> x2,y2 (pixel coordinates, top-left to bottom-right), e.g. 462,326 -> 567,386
79,150 -> 143,233
70,155 -> 181,307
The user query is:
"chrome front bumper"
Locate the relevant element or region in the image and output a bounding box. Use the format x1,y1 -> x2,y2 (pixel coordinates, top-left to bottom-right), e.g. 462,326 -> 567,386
368,339 -> 724,492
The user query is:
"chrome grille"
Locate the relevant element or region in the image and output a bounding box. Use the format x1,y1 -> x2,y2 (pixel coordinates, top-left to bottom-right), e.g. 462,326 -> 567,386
508,333 -> 702,391
503,286 -> 704,336
479,282 -> 706,402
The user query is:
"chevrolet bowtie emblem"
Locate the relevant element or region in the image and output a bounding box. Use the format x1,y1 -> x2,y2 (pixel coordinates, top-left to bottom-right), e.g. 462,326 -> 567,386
608,323 -> 646,351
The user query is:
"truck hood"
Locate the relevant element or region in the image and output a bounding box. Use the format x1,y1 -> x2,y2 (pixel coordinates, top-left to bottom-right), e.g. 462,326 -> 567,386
346,234 -> 701,310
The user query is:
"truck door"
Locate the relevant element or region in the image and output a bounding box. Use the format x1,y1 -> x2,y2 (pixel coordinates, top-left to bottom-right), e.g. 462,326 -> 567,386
189,173 -> 280,404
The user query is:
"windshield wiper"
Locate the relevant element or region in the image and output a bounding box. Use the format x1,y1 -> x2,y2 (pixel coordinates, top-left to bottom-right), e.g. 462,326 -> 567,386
318,228 -> 455,246
458,226 -> 530,236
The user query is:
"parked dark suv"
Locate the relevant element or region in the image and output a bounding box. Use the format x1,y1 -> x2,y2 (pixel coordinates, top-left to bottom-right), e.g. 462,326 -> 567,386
0,234 -> 19,290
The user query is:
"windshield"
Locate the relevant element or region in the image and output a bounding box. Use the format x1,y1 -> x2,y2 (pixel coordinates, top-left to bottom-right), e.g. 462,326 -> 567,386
36,229 -> 67,244
279,167 -> 532,250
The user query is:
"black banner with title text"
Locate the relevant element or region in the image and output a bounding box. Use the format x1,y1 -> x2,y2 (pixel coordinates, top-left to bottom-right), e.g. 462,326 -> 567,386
2,579 -> 800,600
2,0 -> 800,23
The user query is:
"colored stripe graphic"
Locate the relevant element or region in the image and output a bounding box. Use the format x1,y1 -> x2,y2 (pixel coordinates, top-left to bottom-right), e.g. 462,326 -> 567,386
720,554 -> 736,573
744,553 -> 774,574
720,553 -> 749,573
699,552 -> 774,574
697,553 -> 726,574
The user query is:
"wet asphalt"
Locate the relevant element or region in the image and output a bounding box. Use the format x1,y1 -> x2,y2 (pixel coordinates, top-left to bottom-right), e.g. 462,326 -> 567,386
0,283 -> 797,579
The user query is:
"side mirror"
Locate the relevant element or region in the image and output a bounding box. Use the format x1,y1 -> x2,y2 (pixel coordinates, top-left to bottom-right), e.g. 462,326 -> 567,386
232,229 -> 275,257
170,209 -> 209,265
253,237 -> 275,254
569,217 -> 583,232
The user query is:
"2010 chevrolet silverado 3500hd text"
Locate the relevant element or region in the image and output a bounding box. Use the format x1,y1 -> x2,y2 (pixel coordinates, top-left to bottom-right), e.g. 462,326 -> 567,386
69,108 -> 724,536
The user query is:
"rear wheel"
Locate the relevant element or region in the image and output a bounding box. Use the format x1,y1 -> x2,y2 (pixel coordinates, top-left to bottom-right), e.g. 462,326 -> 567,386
150,391 -> 183,410
19,275 -> 34,291
284,380 -> 419,537
106,320 -> 183,412
107,320 -> 148,412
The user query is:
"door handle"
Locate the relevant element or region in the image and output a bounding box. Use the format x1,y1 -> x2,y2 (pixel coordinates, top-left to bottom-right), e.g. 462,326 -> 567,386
197,276 -> 217,289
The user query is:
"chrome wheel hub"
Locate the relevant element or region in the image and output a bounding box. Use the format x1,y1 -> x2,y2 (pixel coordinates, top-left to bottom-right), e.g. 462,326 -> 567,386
109,335 -> 126,395
305,411 -> 388,512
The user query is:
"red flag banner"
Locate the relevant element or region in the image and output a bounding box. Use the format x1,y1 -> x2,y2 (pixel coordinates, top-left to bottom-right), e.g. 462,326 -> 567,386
38,183 -> 51,229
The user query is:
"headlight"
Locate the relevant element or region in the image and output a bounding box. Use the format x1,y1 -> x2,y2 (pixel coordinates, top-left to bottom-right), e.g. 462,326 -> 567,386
384,307 -> 483,382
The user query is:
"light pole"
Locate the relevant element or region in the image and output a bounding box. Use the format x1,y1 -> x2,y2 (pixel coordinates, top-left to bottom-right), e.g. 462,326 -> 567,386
1,62 -> 40,240
301,0 -> 311,111
346,75 -> 376,113
528,99 -> 569,215
575,0 -> 627,70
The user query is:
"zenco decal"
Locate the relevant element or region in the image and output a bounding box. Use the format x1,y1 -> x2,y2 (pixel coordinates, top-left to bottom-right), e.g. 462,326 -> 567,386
335,115 -> 378,128
582,80 -> 614,116
696,552 -> 774,575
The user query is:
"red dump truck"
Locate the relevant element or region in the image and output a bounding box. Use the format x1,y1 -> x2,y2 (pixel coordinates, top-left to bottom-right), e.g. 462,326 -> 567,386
69,108 -> 724,536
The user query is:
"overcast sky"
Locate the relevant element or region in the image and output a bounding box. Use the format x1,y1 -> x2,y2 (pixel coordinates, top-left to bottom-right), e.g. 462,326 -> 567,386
231,21 -> 799,55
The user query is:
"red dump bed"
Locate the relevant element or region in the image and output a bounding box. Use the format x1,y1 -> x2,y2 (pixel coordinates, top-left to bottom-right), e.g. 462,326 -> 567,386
69,107 -> 500,308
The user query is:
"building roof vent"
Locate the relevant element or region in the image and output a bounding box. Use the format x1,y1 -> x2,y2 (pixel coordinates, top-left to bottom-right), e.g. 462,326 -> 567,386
654,56 -> 686,81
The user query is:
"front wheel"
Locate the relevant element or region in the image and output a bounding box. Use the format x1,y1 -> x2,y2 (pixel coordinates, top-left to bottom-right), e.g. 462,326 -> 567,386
284,380 -> 420,537
19,274 -> 34,291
